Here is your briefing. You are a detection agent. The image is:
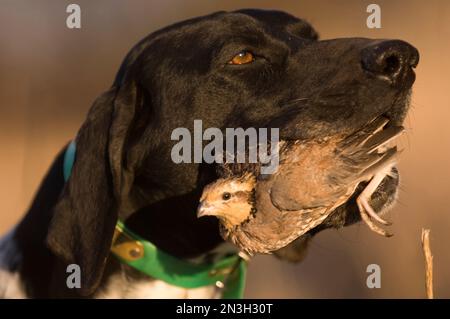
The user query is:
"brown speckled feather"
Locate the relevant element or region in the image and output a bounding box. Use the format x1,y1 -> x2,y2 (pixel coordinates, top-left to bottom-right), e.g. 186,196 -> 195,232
223,117 -> 403,255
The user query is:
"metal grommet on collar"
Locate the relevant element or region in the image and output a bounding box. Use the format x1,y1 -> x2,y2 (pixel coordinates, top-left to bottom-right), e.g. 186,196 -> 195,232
215,281 -> 224,289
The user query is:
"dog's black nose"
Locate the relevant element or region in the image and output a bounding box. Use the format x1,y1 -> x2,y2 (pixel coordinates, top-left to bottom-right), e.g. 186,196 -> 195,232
361,40 -> 419,87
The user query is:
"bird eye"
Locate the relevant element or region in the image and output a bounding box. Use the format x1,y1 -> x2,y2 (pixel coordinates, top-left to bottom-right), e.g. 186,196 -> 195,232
222,192 -> 231,200
228,51 -> 255,65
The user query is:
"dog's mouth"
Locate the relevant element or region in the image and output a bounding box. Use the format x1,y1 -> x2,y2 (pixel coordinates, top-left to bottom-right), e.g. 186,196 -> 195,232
283,114 -> 404,238
308,117 -> 403,236
213,114 -> 405,254
339,166 -> 399,224
303,167 -> 399,243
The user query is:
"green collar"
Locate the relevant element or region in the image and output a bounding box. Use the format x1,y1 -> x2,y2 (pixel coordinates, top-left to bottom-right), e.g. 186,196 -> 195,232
63,140 -> 246,298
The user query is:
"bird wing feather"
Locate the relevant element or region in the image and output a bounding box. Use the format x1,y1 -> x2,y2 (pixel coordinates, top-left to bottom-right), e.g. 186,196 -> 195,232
269,118 -> 404,212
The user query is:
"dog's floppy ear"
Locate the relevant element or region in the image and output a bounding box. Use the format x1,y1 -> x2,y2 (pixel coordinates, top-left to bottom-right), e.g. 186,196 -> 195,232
46,82 -> 141,296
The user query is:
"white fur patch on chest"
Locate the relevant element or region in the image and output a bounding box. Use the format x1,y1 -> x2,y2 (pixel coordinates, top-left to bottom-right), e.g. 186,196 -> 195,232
0,270 -> 26,298
0,229 -> 26,299
95,273 -> 221,299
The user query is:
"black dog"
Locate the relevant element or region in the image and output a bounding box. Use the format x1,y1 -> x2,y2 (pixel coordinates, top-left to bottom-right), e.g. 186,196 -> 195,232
0,9 -> 418,298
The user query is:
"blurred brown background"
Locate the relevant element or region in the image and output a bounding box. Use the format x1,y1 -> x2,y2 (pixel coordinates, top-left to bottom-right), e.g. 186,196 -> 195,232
1,0 -> 449,298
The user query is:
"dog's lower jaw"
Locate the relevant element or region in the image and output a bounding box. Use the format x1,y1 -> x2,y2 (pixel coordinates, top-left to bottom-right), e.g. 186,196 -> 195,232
310,166 -> 400,233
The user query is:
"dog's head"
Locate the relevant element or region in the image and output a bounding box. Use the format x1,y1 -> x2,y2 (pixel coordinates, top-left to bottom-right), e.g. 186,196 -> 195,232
46,9 -> 418,295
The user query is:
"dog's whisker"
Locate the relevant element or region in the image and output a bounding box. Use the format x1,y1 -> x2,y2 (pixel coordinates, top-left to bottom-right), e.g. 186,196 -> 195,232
279,97 -> 309,108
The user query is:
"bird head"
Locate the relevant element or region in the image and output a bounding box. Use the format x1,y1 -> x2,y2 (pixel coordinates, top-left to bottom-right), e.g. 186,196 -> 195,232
197,173 -> 257,230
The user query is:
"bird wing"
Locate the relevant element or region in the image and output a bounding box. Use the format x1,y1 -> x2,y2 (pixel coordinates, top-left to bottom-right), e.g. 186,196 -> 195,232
227,180 -> 331,254
269,117 -> 403,212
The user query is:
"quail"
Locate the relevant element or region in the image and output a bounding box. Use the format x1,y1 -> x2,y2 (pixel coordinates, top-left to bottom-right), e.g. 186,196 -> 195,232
197,117 -> 404,255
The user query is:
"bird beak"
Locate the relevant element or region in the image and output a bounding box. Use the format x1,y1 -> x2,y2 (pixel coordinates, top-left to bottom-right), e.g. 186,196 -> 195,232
197,201 -> 215,218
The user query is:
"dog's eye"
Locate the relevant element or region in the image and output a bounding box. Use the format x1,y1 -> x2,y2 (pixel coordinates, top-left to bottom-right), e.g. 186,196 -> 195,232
228,51 -> 255,65
222,192 -> 231,200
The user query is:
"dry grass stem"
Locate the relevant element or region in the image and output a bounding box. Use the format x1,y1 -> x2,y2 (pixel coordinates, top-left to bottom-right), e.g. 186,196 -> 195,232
421,228 -> 433,299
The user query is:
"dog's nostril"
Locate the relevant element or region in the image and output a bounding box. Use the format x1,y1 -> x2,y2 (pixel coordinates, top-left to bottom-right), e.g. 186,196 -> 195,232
382,55 -> 401,76
361,40 -> 419,86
